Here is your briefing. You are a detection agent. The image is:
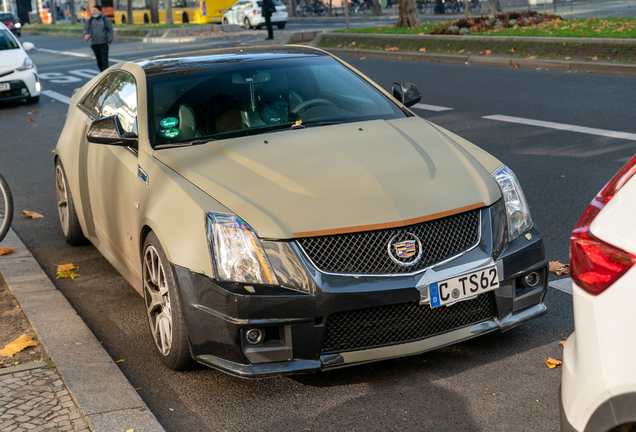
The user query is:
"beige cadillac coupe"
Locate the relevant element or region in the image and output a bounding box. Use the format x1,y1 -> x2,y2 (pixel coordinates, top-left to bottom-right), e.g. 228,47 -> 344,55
54,46 -> 548,376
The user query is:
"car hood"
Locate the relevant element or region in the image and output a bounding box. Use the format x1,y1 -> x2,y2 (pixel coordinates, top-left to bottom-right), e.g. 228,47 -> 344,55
0,49 -> 25,73
153,116 -> 503,239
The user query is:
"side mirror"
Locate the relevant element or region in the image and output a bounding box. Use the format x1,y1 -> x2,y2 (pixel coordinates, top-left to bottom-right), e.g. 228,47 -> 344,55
22,42 -> 35,51
87,116 -> 138,147
392,82 -> 421,108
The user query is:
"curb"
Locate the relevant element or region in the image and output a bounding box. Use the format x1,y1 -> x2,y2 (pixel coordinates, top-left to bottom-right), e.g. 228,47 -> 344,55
0,229 -> 165,432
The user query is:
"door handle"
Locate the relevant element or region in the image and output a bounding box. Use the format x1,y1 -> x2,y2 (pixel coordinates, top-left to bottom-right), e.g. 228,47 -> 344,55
137,165 -> 149,186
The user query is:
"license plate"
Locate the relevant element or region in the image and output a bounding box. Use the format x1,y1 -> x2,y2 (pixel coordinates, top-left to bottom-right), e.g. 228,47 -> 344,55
0,83 -> 9,92
429,266 -> 499,308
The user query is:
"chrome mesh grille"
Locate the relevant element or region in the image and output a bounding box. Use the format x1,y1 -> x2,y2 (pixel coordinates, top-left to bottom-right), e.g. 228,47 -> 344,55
322,294 -> 493,353
297,210 -> 480,275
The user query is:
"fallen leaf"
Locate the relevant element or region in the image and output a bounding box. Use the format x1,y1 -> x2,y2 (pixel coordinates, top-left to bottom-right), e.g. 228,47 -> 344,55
50,100 -> 55,102
40,114 -> 45,117
559,341 -> 566,347
419,47 -> 427,52
510,63 -> 519,68
116,359 -> 125,363
56,271 -> 80,280
565,56 -> 571,59
20,210 -> 44,219
57,263 -> 77,272
458,49 -> 465,54
0,334 -> 37,358
385,46 -> 400,51
169,408 -> 174,411
360,57 -> 366,60
29,351 -> 37,354
485,50 -> 492,55
139,47 -> 144,49
351,41 -> 356,46
337,43 -> 343,48
135,387 -> 142,390
125,429 -> 134,432
590,56 -> 598,61
526,55 -> 538,60
549,261 -> 570,276
31,110 -> 38,113
545,358 -> 563,369
0,248 -> 15,256
27,118 -> 34,123
509,47 -> 516,52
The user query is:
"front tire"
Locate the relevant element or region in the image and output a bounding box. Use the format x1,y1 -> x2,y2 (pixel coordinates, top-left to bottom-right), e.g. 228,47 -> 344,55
143,232 -> 194,370
222,17 -> 228,24
277,22 -> 285,29
244,16 -> 251,29
55,160 -> 86,246
26,95 -> 39,104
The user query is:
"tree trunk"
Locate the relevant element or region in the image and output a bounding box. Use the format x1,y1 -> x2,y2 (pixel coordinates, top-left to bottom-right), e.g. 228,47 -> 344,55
69,0 -> 76,24
127,0 -> 134,24
36,0 -> 43,23
396,0 -> 418,28
487,0 -> 501,16
288,0 -> 296,17
165,0 -> 174,24
51,0 -> 56,23
371,0 -> 381,15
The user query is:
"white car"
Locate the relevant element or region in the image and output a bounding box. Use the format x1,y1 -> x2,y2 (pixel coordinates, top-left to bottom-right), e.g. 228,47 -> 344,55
0,22 -> 39,104
222,0 -> 288,30
561,154 -> 636,431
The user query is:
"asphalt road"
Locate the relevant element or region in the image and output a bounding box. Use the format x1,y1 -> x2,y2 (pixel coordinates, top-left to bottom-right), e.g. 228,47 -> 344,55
1,32 -> 635,431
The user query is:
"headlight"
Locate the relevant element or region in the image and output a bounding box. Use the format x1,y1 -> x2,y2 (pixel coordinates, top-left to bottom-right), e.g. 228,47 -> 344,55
17,56 -> 33,71
15,23 -> 21,28
491,165 -> 533,241
205,212 -> 278,285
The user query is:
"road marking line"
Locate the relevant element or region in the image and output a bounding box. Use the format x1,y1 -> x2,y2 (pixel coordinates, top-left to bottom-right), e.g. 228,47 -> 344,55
41,90 -> 71,104
549,277 -> 572,295
412,103 -> 453,112
37,48 -> 126,63
484,114 -> 636,141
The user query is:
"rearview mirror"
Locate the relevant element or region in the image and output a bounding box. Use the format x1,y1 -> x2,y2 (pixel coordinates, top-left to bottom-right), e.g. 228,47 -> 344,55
392,82 -> 421,108
22,42 -> 35,51
87,116 -> 138,147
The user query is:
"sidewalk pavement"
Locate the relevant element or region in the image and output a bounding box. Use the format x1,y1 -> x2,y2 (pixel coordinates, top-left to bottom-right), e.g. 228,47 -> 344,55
0,229 -> 165,432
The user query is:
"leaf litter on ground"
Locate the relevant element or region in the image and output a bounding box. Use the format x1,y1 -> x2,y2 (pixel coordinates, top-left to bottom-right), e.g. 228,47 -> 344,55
0,334 -> 37,358
20,210 -> 44,219
545,358 -> 563,369
549,261 -> 570,275
0,248 -> 14,256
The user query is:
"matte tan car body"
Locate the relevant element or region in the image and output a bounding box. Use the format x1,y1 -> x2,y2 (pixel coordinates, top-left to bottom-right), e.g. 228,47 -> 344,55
55,50 -> 504,296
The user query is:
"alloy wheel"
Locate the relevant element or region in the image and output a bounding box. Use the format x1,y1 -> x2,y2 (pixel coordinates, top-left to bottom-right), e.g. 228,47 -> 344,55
143,245 -> 173,356
55,165 -> 69,236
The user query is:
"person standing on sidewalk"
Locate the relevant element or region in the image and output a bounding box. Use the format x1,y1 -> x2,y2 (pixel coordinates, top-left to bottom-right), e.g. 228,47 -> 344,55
82,5 -> 114,72
261,0 -> 276,40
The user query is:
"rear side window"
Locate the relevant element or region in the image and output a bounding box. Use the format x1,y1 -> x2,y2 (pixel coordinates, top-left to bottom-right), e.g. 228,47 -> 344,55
0,30 -> 18,50
80,74 -> 115,117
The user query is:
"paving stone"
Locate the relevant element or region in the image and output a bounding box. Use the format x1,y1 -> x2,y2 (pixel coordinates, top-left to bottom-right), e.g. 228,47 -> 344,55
12,418 -> 28,424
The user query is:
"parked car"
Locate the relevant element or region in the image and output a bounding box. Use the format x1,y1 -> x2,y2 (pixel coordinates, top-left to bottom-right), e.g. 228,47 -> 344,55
560,154 -> 636,431
0,12 -> 21,36
54,46 -> 548,377
222,0 -> 287,29
0,22 -> 40,104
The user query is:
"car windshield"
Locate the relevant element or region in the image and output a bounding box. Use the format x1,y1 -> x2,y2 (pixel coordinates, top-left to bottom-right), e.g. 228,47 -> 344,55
146,55 -> 406,148
0,30 -> 18,50
0,13 -> 15,22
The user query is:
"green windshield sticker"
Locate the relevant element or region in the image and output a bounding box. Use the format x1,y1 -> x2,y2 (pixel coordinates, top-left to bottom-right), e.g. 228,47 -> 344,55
162,128 -> 180,138
160,117 -> 178,128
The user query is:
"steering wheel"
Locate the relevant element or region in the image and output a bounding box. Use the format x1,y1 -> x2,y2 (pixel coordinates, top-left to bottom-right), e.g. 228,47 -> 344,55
289,90 -> 304,104
291,98 -> 337,116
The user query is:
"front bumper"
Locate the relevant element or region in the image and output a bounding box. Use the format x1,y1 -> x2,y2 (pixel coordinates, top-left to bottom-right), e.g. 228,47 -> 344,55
175,203 -> 548,378
0,69 -> 39,101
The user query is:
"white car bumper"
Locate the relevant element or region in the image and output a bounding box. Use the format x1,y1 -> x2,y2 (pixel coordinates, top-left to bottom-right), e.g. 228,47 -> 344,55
561,271 -> 636,430
0,68 -> 40,101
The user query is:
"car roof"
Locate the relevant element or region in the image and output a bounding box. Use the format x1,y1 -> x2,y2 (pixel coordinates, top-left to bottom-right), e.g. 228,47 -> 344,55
136,46 -> 330,76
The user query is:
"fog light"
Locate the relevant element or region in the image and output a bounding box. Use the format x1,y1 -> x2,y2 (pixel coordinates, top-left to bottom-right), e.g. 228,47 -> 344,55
523,272 -> 540,288
21,88 -> 27,94
35,82 -> 41,92
245,328 -> 263,345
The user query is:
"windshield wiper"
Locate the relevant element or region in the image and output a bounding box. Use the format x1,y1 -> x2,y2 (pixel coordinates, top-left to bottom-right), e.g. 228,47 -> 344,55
302,121 -> 344,128
154,138 -> 216,149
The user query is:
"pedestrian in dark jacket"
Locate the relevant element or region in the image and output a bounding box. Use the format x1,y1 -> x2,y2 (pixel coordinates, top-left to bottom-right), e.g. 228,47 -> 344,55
261,0 -> 276,40
82,5 -> 114,72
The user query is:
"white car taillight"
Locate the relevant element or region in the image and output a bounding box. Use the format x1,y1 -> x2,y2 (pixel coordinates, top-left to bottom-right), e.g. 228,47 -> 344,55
570,154 -> 636,296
